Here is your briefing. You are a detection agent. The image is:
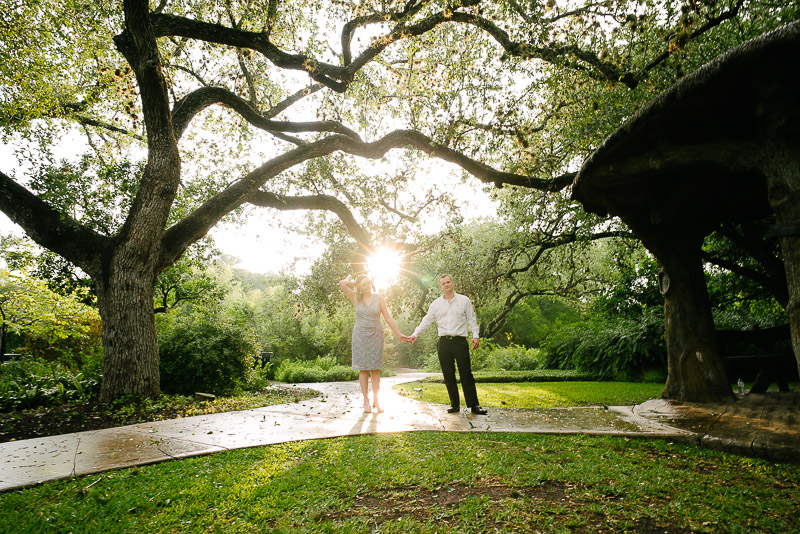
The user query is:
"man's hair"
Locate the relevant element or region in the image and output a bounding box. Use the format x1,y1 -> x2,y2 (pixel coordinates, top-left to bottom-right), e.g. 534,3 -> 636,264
439,274 -> 453,282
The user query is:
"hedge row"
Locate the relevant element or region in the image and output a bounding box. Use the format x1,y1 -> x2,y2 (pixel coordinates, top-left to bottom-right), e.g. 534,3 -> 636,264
420,369 -> 597,384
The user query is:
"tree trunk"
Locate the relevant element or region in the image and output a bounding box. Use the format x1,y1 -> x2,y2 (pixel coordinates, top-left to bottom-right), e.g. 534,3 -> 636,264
764,145 -> 800,382
622,214 -> 734,402
657,239 -> 734,401
96,261 -> 160,402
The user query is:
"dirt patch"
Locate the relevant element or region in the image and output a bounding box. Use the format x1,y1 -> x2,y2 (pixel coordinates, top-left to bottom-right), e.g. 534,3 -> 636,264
327,481 -> 692,533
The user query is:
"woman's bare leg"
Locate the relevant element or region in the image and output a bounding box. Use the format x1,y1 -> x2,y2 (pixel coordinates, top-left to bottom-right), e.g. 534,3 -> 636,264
359,370 -> 372,412
371,369 -> 383,412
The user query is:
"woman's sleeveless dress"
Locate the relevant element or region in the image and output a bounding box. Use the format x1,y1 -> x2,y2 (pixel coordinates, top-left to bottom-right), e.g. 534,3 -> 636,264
351,294 -> 384,370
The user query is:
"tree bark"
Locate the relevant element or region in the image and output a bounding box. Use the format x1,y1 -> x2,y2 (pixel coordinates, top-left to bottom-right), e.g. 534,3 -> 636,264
624,217 -> 734,402
657,240 -> 734,401
764,144 -> 800,382
95,260 -> 160,402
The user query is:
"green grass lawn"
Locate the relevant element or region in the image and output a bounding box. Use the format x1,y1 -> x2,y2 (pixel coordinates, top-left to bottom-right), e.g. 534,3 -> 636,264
1,432 -> 798,533
394,380 -> 666,409
3,380 -> 798,532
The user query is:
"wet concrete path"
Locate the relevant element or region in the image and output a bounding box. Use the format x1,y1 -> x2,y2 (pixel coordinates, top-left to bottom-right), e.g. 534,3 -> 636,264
1,372 -> 798,492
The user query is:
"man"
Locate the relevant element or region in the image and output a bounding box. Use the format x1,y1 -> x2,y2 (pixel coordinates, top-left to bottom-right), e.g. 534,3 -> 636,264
408,275 -> 487,415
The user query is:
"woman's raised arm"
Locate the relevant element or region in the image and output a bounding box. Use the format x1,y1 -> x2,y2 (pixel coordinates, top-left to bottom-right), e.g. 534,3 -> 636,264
339,279 -> 357,304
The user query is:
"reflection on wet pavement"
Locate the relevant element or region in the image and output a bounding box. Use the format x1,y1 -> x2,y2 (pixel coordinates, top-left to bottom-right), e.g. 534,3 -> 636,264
1,372 -> 798,492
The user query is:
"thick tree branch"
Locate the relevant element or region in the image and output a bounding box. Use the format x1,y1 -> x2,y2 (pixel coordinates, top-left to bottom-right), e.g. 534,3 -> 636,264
700,250 -> 788,307
171,86 -> 361,141
450,0 -> 747,89
247,191 -> 372,247
335,130 -> 575,191
158,129 -> 573,271
114,0 -> 181,249
0,171 -> 109,273
149,13 -> 351,91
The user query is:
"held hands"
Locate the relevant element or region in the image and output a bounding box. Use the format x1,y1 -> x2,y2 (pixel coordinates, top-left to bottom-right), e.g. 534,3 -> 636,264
399,334 -> 417,344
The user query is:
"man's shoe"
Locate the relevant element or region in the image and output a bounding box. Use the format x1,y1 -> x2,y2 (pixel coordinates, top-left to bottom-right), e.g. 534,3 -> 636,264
447,406 -> 460,413
471,406 -> 488,415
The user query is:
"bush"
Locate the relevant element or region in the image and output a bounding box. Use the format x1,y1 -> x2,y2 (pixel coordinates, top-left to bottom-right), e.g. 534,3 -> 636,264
420,369 -> 596,383
423,343 -> 541,372
422,351 -> 441,372
272,357 -> 359,383
0,357 -> 100,411
542,309 -> 666,380
18,316 -> 103,369
320,365 -> 359,382
158,313 -> 259,396
483,344 -> 541,371
274,361 -> 326,383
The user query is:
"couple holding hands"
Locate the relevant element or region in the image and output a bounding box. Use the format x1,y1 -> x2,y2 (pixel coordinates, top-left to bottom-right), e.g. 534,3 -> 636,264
339,274 -> 487,415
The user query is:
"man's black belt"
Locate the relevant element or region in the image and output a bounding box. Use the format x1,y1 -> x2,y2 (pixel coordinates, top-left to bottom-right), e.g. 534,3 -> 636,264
440,335 -> 466,340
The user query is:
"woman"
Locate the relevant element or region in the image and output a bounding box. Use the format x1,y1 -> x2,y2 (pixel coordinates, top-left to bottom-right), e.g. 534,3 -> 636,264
339,274 -> 406,413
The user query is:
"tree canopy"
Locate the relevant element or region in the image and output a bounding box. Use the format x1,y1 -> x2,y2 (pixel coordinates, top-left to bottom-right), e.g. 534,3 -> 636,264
1,0 -> 797,400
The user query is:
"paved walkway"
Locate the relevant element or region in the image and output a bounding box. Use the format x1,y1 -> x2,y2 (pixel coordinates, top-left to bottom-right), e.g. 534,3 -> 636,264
1,372 -> 799,492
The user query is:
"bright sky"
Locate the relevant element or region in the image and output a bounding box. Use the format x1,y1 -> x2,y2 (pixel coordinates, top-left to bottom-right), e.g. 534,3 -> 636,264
210,172 -> 497,275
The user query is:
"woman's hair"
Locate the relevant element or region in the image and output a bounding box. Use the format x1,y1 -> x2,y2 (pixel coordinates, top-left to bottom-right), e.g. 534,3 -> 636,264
354,274 -> 373,303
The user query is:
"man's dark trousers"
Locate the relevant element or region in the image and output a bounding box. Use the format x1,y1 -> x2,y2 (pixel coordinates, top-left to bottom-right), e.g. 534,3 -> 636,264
437,336 -> 479,409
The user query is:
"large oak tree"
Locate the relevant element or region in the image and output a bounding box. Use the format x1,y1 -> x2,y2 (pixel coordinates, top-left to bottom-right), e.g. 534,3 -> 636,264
1,0 -> 796,401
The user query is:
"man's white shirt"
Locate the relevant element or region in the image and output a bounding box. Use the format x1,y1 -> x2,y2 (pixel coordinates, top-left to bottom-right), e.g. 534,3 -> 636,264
412,292 -> 479,339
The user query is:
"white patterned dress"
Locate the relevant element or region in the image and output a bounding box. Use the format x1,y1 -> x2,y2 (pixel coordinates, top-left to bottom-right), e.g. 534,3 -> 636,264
351,294 -> 384,370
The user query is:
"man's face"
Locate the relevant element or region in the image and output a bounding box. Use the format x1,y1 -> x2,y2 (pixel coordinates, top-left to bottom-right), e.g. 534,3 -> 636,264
439,276 -> 454,293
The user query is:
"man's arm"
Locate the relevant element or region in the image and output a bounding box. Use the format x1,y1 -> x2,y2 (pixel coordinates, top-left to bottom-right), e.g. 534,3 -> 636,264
465,296 -> 480,349
409,299 -> 438,343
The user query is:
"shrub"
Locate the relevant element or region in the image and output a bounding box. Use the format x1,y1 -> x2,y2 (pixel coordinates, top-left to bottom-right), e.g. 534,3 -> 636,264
0,357 -> 100,411
423,343 -> 541,372
321,365 -> 359,382
158,313 -> 259,396
272,357 -> 359,383
18,316 -> 103,369
422,351 -> 441,372
420,369 -> 596,383
542,309 -> 666,380
273,361 -> 326,383
484,344 -> 541,371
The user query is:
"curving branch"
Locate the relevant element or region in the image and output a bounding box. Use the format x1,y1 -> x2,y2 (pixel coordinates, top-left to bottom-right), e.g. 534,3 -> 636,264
476,229 -> 636,337
150,1 -> 482,94
719,222 -> 787,297
263,84 -> 323,120
336,130 -> 576,191
149,13 -> 350,91
158,128 -> 574,272
171,86 -> 362,141
481,288 -> 551,339
75,115 -> 144,141
247,190 -> 372,247
497,230 -> 634,282
449,0 -> 748,89
340,0 -> 429,66
637,0 -> 746,85
448,11 -> 630,85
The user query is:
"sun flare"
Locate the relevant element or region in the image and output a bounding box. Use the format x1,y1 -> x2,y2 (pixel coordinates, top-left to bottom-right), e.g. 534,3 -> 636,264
366,247 -> 402,290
